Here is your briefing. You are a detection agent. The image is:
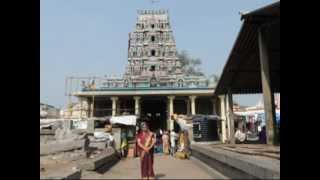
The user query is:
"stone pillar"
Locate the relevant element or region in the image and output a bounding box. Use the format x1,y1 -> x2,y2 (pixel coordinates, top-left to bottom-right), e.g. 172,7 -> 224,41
79,97 -> 83,119
259,28 -> 277,145
134,96 -> 141,116
111,97 -> 118,117
189,95 -> 197,115
167,96 -> 175,130
117,99 -> 121,115
219,95 -> 227,143
211,98 -> 216,115
186,99 -> 190,115
227,91 -> 235,144
90,96 -> 95,118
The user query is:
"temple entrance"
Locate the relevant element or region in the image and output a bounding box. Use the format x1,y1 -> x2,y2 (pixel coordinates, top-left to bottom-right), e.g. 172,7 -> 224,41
140,97 -> 167,132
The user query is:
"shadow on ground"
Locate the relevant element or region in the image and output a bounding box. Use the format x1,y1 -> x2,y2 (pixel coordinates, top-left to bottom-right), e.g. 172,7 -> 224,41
96,157 -> 119,174
155,173 -> 165,178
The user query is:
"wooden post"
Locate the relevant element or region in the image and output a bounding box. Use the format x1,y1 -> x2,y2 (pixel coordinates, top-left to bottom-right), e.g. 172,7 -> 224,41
258,27 -> 277,145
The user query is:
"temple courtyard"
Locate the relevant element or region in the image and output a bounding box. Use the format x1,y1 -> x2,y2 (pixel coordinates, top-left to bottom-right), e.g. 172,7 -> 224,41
81,154 -> 226,179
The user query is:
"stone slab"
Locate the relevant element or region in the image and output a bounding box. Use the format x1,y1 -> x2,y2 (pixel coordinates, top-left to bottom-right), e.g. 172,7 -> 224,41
77,148 -> 118,171
40,139 -> 86,156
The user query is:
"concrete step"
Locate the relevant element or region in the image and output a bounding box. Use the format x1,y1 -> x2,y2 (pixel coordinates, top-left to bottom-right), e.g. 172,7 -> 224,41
191,144 -> 280,179
190,156 -> 229,179
77,148 -> 119,171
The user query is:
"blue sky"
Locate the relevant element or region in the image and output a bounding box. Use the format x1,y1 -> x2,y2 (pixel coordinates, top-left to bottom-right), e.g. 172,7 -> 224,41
41,0 -> 276,108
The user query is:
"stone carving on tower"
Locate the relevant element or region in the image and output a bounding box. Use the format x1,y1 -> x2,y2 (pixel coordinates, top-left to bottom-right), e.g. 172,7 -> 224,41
121,9 -> 207,88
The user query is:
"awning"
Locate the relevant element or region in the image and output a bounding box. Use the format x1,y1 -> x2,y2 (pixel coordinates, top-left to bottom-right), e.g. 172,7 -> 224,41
110,115 -> 137,126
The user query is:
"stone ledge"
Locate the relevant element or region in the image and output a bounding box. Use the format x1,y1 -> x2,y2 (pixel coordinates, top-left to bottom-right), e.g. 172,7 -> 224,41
77,148 -> 119,171
191,144 -> 280,179
40,139 -> 86,156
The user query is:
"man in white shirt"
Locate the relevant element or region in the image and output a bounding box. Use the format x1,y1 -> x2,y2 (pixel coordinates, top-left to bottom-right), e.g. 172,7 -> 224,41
170,130 -> 177,156
234,128 -> 246,143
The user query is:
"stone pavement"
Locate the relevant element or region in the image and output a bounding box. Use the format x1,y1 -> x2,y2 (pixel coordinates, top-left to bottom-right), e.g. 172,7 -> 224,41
81,154 -> 223,179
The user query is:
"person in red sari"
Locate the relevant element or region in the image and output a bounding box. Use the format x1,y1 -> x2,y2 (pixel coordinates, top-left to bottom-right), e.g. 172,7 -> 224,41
137,122 -> 156,180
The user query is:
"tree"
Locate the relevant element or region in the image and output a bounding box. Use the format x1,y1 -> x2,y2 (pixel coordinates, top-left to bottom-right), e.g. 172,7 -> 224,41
209,74 -> 219,83
177,50 -> 204,76
177,50 -> 220,85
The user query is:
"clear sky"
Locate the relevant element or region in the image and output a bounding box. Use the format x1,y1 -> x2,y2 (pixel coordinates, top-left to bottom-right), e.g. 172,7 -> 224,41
41,0 -> 276,108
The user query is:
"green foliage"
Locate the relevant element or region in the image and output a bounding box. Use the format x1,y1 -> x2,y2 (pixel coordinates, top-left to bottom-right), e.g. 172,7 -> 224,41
209,74 -> 219,82
177,50 -> 221,83
177,50 -> 204,76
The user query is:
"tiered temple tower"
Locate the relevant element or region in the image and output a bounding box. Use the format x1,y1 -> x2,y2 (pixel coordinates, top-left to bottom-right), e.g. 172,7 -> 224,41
122,9 -> 205,88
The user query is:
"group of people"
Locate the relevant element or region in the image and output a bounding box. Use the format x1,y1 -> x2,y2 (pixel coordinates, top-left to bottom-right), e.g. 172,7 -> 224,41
155,129 -> 179,156
234,125 -> 267,144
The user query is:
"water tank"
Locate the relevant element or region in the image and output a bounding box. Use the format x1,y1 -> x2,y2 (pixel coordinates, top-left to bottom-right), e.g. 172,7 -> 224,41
193,115 -> 220,142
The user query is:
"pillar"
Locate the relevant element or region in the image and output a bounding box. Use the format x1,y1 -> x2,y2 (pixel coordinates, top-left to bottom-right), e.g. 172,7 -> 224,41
211,98 -> 216,115
134,96 -> 141,116
167,96 -> 175,130
117,99 -> 121,115
186,99 -> 190,115
227,91 -> 235,144
259,27 -> 277,145
189,95 -> 197,115
79,97 -> 83,119
224,95 -> 230,141
219,95 -> 227,143
111,97 -> 118,117
90,96 -> 95,118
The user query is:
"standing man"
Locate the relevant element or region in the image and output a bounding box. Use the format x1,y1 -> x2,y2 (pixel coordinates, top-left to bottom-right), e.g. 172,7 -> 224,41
170,130 -> 177,156
137,122 -> 156,180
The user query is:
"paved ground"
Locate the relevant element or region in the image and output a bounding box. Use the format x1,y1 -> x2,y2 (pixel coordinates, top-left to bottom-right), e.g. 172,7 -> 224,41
81,154 -> 223,179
